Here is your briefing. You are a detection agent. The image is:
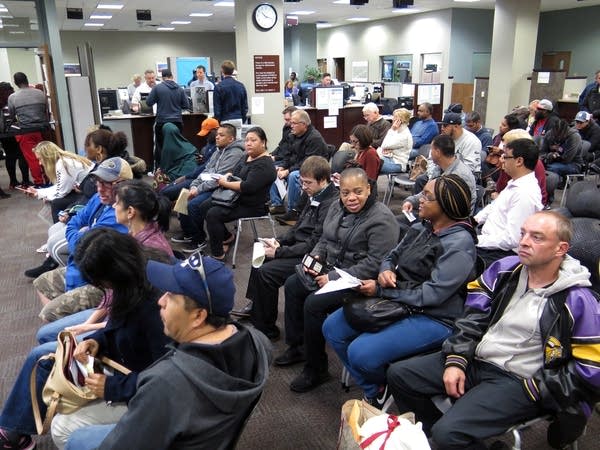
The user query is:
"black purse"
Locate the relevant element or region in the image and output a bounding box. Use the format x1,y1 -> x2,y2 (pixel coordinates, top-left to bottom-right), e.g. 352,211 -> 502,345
343,293 -> 413,333
211,175 -> 242,208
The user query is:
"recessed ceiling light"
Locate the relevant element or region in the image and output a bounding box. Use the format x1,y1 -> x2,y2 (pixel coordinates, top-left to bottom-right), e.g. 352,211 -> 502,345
316,22 -> 332,29
189,13 -> 213,17
97,4 -> 124,10
346,17 -> 369,22
214,1 -> 235,7
157,27 -> 175,31
289,11 -> 315,16
90,14 -> 112,19
84,23 -> 104,27
171,20 -> 191,25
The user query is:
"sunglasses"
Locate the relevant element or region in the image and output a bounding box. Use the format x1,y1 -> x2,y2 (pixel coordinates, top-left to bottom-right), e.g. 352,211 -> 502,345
182,252 -> 213,315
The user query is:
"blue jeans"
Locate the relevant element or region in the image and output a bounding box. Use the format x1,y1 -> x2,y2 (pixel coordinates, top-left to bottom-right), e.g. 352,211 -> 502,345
160,178 -> 193,201
323,308 -> 452,397
380,157 -> 404,174
65,424 -> 115,450
178,190 -> 213,243
269,170 -> 301,211
36,308 -> 95,344
0,341 -> 57,435
546,162 -> 580,178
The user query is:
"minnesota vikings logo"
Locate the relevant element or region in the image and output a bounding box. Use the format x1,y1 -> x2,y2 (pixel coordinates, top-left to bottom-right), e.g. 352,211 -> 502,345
545,336 -> 563,364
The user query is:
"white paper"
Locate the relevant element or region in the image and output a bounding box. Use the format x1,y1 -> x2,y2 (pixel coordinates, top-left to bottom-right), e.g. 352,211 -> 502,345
274,177 -> 287,199
537,72 -> 550,84
315,267 -> 361,295
328,105 -> 339,116
252,96 -> 265,115
200,173 -> 222,181
252,242 -> 266,268
323,116 -> 337,129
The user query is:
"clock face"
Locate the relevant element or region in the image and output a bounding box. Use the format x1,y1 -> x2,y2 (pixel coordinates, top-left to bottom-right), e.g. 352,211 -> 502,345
253,3 -> 277,31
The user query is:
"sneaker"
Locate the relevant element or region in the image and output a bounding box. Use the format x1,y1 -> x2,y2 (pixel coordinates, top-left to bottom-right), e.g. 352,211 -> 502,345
181,241 -> 207,253
36,244 -> 48,254
290,367 -> 331,393
231,300 -> 253,318
269,205 -> 286,215
170,233 -> 193,243
274,346 -> 306,367
24,257 -> 59,279
275,210 -> 299,226
0,428 -> 35,450
363,385 -> 393,410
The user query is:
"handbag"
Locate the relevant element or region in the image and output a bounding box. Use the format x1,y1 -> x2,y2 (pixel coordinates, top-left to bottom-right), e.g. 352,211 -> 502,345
343,294 -> 413,333
211,175 -> 242,208
337,399 -> 428,450
408,155 -> 428,181
152,168 -> 171,192
30,331 -> 131,434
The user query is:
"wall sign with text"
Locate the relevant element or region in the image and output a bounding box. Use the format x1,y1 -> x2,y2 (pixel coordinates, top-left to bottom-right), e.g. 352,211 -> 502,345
254,55 -> 280,94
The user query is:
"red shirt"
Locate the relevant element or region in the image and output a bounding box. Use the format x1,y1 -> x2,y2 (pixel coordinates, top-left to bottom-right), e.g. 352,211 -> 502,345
355,146 -> 382,180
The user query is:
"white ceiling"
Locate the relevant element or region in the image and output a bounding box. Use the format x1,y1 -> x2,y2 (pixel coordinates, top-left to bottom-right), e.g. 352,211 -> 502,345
1,0 -> 599,33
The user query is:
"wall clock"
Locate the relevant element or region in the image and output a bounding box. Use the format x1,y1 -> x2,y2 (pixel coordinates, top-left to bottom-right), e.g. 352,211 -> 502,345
253,3 -> 277,31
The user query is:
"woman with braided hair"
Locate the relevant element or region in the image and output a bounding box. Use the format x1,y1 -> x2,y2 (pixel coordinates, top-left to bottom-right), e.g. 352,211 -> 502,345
323,174 -> 478,407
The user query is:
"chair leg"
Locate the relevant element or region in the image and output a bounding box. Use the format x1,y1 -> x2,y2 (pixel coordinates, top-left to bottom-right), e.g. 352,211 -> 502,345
511,428 -> 523,450
232,219 -> 242,269
268,215 -> 277,239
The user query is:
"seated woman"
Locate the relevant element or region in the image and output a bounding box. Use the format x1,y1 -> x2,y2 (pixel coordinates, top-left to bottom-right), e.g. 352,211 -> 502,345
322,174 -> 477,405
275,168 -> 399,392
0,229 -> 171,450
36,179 -> 174,345
159,122 -> 198,181
25,141 -> 93,223
333,125 -> 381,184
191,126 -> 276,259
377,108 -> 413,174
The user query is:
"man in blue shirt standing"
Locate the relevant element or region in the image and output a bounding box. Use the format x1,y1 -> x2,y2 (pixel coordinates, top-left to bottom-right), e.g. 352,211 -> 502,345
213,60 -> 248,139
410,102 -> 439,159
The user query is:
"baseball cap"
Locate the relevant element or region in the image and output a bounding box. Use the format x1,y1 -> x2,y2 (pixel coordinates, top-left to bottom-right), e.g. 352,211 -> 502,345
575,111 -> 592,122
92,157 -> 133,182
197,117 -> 220,137
146,252 -> 235,317
537,99 -> 553,111
445,103 -> 463,114
440,112 -> 462,125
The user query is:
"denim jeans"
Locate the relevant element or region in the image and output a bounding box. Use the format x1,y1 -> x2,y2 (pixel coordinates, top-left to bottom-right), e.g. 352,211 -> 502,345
65,424 -> 115,450
269,169 -> 301,211
36,309 -> 95,344
546,162 -> 580,178
323,308 -> 452,397
380,157 -> 404,174
160,178 -> 193,201
178,190 -> 213,243
0,341 -> 57,435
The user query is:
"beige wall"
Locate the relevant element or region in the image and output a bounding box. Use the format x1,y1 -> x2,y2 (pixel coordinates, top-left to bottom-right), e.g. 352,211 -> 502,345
60,31 -> 236,89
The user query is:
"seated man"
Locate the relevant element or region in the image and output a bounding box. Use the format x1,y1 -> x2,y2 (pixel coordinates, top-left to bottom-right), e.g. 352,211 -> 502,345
475,138 -> 543,267
269,110 -> 328,223
410,102 -> 440,159
34,157 -> 133,322
387,211 -> 600,450
574,111 -> 600,165
465,111 -> 493,149
240,156 -> 338,338
362,102 -> 391,148
171,123 -> 245,251
63,252 -> 272,450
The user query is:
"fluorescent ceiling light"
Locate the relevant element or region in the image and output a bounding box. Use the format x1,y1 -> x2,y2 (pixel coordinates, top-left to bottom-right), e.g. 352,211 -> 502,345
84,23 -> 104,27
157,26 -> 175,31
346,17 -> 369,22
189,13 -> 213,17
0,7 -> 8,12
171,20 -> 191,25
289,11 -> 315,15
97,4 -> 124,10
214,1 -> 235,7
333,0 -> 350,4
9,30 -> 25,34
0,3 -> 5,7
316,22 -> 332,29
90,14 -> 112,19
454,0 -> 480,2
0,14 -> 12,18
393,8 -> 419,13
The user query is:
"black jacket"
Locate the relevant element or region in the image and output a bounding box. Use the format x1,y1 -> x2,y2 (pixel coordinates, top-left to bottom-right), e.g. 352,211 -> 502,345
281,125 -> 329,172
271,125 -> 294,162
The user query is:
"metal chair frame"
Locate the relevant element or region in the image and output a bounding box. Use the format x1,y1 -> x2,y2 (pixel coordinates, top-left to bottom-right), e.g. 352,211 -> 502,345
231,214 -> 277,269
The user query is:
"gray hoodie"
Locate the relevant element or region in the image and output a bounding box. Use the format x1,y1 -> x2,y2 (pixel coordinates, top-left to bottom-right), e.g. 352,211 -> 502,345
475,255 -> 591,378
190,140 -> 245,193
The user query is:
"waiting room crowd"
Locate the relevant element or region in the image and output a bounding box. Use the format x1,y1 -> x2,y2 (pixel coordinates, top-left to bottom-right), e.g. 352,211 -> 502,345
0,68 -> 600,450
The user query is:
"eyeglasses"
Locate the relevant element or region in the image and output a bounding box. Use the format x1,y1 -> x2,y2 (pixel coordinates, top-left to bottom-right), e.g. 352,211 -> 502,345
421,193 -> 437,202
183,252 -> 213,315
290,121 -> 304,126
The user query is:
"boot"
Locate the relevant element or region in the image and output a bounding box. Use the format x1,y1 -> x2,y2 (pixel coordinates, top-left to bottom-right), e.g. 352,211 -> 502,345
24,256 -> 59,278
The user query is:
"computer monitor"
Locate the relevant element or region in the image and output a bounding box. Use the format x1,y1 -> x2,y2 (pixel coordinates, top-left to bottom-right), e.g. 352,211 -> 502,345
98,89 -> 119,116
139,92 -> 153,115
397,96 -> 414,110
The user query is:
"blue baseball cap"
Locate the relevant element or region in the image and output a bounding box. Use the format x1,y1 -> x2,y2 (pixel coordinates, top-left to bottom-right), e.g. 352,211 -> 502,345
146,253 -> 235,317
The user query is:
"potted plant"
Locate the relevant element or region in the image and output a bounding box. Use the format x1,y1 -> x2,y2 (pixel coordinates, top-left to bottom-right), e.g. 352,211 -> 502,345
303,66 -> 321,84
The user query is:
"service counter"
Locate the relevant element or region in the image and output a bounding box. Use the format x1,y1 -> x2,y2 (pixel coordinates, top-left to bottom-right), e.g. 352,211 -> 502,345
102,113 -> 208,168
303,103 -> 369,149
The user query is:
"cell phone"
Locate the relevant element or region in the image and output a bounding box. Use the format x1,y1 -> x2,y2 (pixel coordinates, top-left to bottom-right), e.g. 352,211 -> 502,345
302,254 -> 325,275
